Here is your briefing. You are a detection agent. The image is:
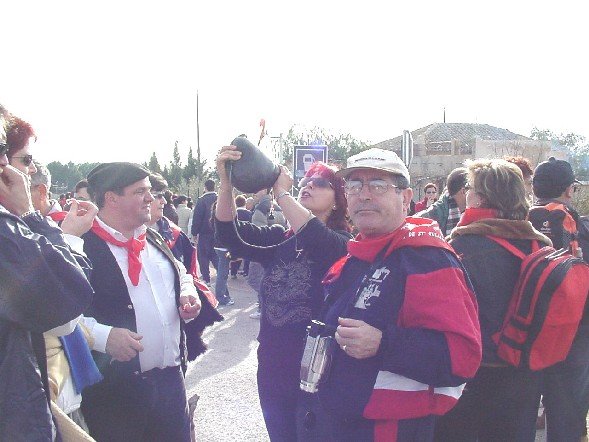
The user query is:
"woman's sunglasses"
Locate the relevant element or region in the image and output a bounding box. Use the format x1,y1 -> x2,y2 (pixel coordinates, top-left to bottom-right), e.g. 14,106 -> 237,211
13,154 -> 34,166
0,143 -> 7,157
298,176 -> 333,189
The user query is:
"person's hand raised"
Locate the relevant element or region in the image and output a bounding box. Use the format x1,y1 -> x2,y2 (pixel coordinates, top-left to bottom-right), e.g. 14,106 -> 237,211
272,165 -> 294,195
215,145 -> 242,186
61,199 -> 99,237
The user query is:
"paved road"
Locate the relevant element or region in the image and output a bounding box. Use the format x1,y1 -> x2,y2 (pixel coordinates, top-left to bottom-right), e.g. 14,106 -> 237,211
184,272 -> 555,441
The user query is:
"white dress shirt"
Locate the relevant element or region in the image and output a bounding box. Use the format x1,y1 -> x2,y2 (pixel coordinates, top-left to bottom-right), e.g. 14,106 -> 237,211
86,217 -> 197,372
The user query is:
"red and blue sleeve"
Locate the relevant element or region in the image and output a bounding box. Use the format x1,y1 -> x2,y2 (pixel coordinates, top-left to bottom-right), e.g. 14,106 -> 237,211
380,248 -> 482,387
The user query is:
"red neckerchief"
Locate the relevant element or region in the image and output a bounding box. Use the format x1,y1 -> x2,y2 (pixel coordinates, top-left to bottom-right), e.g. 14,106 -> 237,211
323,217 -> 452,284
91,221 -> 146,286
457,208 -> 499,227
348,229 -> 405,263
48,211 -> 68,222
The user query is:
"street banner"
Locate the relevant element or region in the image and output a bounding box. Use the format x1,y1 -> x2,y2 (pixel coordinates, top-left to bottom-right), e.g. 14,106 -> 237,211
293,145 -> 328,182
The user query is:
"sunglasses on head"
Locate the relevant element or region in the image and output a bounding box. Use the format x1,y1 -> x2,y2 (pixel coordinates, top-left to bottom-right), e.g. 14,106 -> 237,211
298,176 -> 333,189
0,143 -> 7,157
13,154 -> 33,166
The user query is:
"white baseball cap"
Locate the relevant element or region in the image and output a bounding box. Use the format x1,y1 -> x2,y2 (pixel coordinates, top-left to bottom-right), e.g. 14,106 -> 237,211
336,148 -> 410,184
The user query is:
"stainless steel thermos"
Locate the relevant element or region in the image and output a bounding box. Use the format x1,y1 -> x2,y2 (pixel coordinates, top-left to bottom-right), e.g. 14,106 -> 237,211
300,320 -> 336,393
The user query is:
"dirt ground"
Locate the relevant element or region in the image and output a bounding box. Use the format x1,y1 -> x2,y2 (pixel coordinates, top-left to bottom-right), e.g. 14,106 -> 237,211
185,273 -> 269,442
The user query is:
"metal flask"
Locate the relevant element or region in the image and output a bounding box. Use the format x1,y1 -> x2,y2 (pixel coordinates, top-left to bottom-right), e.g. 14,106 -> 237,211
300,320 -> 336,393
226,136 -> 281,194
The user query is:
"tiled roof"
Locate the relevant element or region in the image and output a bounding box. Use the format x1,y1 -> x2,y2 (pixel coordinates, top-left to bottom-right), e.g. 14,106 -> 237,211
372,123 -> 531,151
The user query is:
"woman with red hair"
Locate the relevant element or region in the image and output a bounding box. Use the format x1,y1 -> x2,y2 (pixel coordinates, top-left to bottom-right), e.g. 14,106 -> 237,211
6,115 -> 37,176
215,146 -> 352,441
414,182 -> 438,212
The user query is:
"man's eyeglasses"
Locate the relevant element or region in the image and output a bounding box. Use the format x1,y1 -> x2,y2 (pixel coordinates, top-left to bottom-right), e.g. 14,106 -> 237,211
298,176 -> 333,189
12,154 -> 33,166
344,179 -> 402,195
0,143 -> 7,157
153,192 -> 166,200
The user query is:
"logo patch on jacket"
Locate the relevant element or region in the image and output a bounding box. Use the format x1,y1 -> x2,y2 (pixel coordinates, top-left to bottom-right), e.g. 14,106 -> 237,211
354,266 -> 390,309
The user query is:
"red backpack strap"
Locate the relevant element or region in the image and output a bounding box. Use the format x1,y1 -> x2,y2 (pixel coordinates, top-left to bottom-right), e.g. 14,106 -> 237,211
486,235 -> 531,260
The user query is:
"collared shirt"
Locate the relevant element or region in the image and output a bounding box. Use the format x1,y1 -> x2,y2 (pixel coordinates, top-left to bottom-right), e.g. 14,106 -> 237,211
85,217 -> 197,372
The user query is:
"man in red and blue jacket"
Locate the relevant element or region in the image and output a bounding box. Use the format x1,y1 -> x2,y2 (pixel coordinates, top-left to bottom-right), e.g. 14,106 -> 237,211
312,148 -> 482,441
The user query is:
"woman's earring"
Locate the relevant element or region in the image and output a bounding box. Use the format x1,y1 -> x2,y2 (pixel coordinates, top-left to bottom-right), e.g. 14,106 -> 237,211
332,206 -> 337,211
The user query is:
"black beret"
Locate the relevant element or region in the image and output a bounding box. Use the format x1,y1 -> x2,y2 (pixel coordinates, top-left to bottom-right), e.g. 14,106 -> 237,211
533,157 -> 579,188
87,162 -> 150,197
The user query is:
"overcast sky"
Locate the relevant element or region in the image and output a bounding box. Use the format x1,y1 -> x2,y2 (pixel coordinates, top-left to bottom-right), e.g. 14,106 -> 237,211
1,1 -> 587,169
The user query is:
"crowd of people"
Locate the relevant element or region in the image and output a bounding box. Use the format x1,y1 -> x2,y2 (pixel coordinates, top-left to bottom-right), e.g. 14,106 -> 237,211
1,102 -> 588,442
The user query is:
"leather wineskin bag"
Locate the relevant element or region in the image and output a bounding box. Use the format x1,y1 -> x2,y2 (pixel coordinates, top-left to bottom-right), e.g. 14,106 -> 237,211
226,136 -> 280,193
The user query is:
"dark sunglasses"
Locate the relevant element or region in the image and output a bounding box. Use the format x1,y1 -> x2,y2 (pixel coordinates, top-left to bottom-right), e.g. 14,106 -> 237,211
12,154 -> 33,166
0,143 -> 7,156
298,176 -> 333,189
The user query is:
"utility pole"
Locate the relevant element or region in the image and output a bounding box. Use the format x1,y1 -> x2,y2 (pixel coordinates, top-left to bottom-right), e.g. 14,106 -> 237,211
196,90 -> 201,198
196,90 -> 201,165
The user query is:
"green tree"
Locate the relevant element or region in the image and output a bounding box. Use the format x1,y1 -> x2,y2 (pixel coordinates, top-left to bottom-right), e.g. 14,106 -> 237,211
530,127 -> 589,180
182,146 -> 209,197
78,162 -> 100,178
161,164 -> 171,184
47,161 -> 84,193
148,152 -> 162,174
166,141 -> 183,190
183,146 -> 197,184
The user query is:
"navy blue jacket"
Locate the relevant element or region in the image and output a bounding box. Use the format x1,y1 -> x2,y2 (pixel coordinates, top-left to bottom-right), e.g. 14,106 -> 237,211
0,207 -> 93,441
191,192 -> 217,237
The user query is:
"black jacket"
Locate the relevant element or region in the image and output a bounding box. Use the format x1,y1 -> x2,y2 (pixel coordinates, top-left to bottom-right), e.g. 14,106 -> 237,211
191,192 -> 217,237
0,207 -> 93,441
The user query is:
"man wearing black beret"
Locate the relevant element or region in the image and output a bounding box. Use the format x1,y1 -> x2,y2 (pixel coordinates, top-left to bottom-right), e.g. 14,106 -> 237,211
80,162 -> 201,442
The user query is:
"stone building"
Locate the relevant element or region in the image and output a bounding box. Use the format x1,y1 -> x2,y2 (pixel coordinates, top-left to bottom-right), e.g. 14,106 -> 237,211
371,122 -> 562,199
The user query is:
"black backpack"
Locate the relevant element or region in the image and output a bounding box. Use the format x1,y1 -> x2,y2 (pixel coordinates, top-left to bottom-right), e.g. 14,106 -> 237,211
578,216 -> 589,264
